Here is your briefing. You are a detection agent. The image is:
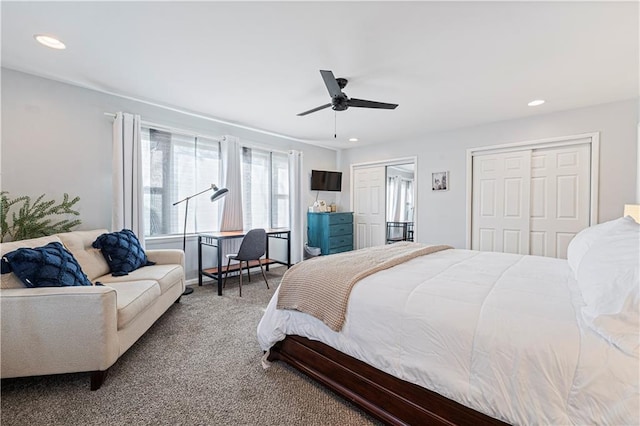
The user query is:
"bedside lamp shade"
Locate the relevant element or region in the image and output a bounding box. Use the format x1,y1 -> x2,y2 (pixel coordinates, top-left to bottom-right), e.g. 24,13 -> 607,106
623,204 -> 640,223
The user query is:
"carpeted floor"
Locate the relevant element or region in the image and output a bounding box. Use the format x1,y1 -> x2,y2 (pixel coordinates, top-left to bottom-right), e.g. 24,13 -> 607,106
1,268 -> 381,425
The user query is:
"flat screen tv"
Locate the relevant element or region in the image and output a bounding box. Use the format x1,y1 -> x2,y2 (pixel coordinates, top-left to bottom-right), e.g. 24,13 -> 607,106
311,170 -> 342,192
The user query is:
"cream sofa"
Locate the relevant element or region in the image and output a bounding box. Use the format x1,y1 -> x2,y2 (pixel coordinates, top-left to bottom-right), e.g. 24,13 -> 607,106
0,229 -> 185,390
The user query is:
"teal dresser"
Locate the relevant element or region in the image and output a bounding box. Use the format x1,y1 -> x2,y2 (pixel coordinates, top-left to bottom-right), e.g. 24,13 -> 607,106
307,212 -> 353,255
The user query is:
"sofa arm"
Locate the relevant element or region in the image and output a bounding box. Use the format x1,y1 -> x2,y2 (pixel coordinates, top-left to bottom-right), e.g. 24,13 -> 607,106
0,286 -> 120,378
146,249 -> 185,269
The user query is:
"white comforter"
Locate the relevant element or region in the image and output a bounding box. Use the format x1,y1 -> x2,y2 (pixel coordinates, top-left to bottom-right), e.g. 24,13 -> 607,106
257,249 -> 639,425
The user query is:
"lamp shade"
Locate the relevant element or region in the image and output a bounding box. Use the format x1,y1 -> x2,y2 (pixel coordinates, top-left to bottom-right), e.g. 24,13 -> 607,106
624,204 -> 640,223
211,186 -> 229,202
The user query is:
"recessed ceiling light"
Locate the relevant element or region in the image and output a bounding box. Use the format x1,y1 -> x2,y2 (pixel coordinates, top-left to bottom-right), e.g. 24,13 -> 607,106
34,34 -> 66,50
349,138 -> 359,142
528,99 -> 545,107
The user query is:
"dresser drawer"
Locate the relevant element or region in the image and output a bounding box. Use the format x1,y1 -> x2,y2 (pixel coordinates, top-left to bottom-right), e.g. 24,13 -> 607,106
327,213 -> 353,225
328,223 -> 352,236
328,245 -> 352,255
329,234 -> 352,249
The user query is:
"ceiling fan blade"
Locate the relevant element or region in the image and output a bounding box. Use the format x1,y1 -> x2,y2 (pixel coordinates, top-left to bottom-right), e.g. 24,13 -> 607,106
297,103 -> 332,116
320,70 -> 342,98
347,98 -> 398,110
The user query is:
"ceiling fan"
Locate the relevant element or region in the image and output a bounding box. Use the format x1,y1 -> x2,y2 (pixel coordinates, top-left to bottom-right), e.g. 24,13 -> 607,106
297,70 -> 399,116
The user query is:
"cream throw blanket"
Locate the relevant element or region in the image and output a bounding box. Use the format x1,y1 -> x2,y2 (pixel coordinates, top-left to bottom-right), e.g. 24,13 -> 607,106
276,242 -> 452,331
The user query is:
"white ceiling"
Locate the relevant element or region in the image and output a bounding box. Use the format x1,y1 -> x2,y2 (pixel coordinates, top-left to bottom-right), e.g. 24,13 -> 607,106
2,1 -> 637,149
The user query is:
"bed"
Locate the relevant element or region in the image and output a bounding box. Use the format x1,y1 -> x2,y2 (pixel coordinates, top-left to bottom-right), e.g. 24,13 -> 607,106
257,217 -> 639,425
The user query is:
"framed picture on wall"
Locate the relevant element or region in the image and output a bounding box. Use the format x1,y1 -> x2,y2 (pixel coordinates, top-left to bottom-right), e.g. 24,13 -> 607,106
432,171 -> 449,191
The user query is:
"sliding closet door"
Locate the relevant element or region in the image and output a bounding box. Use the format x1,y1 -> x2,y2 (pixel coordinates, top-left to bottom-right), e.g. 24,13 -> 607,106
530,144 -> 591,258
471,142 -> 592,259
353,166 -> 386,249
472,151 -> 532,254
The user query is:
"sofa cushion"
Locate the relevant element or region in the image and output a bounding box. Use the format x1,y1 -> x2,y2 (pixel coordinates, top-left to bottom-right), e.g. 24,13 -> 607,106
1,242 -> 93,288
57,229 -> 110,281
96,264 -> 184,294
0,235 -> 63,289
109,280 -> 161,330
92,229 -> 155,276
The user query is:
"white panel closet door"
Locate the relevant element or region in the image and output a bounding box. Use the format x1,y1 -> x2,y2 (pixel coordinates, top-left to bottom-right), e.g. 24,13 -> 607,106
530,144 -> 591,258
472,151 -> 532,254
353,166 -> 386,249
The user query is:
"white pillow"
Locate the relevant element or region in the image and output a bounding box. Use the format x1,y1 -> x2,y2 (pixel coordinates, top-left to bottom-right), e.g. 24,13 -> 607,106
576,217 -> 640,356
567,217 -> 633,280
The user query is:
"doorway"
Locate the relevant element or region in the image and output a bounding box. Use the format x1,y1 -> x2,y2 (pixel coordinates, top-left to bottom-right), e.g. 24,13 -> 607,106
351,157 -> 417,249
385,164 -> 415,243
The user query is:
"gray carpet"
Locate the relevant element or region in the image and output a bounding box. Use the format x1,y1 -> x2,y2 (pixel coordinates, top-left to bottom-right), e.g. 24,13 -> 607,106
1,268 -> 380,425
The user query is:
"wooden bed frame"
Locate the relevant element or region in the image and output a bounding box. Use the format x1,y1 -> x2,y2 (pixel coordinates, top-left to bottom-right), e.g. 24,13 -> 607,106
268,335 -> 508,426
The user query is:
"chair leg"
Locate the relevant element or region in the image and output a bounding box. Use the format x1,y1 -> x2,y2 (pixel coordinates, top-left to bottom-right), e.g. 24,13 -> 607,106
239,261 -> 243,297
223,258 -> 232,289
259,261 -> 270,289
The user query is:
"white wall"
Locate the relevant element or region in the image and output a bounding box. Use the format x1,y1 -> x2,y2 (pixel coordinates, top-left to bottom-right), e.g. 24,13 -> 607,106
4,69 -> 637,275
340,99 -> 639,249
1,69 -> 338,280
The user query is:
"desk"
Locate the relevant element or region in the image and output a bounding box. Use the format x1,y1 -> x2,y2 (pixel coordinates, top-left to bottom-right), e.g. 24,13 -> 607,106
386,222 -> 414,244
198,229 -> 291,296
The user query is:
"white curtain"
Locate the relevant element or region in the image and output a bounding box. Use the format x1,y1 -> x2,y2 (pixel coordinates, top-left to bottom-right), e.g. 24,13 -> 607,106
387,176 -> 400,222
405,180 -> 414,221
219,135 -> 243,257
387,176 -> 414,222
288,150 -> 304,264
112,112 -> 145,247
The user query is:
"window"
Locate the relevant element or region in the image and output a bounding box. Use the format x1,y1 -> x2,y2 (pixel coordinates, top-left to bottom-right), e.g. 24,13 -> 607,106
241,147 -> 289,229
271,152 -> 290,228
141,129 -> 289,237
141,127 -> 221,237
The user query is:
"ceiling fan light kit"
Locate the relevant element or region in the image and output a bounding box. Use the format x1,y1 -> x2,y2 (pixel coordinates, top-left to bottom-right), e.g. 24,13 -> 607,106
297,70 -> 398,116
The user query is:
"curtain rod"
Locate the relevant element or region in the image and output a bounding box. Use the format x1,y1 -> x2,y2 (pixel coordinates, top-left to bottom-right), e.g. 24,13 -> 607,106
143,120 -> 223,141
106,112 -> 293,153
104,112 -> 222,141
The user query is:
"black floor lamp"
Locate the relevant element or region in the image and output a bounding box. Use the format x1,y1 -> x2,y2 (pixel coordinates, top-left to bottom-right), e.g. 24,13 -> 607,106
173,184 -> 229,295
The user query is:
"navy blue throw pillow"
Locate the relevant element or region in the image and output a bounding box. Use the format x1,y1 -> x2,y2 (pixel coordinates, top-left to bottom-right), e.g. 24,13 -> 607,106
1,242 -> 93,287
92,229 -> 154,276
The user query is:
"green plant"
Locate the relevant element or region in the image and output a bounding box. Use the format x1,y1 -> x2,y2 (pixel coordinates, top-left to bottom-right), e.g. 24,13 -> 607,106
1,192 -> 82,242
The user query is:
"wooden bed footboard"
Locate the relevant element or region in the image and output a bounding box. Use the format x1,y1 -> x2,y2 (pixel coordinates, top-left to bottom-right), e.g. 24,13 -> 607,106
268,335 -> 508,426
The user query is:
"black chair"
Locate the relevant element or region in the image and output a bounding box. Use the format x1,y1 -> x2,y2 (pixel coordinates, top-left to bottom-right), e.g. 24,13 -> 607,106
223,228 -> 270,296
